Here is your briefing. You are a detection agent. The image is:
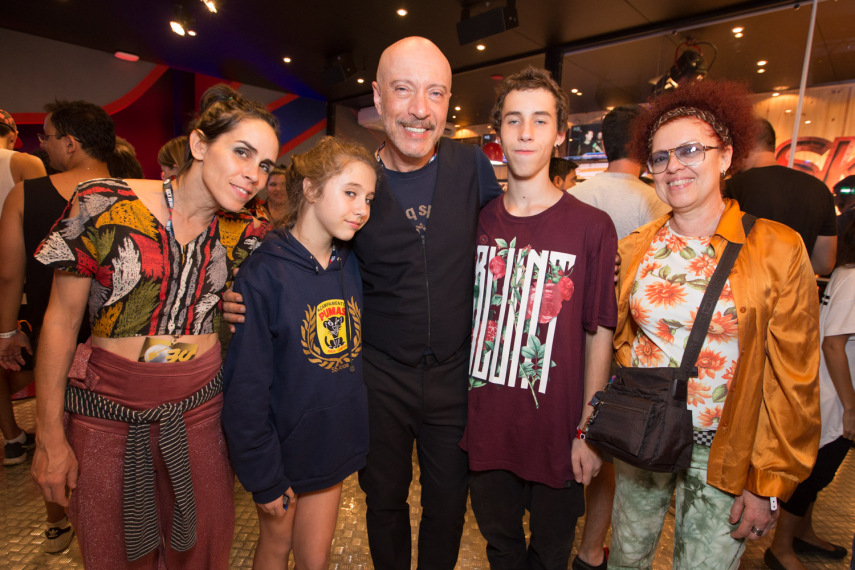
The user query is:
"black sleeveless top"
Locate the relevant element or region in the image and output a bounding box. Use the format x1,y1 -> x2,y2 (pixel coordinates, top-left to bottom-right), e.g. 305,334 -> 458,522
22,176 -> 89,341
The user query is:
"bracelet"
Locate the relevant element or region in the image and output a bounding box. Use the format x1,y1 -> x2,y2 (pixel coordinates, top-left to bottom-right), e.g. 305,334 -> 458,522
0,329 -> 19,339
576,427 -> 587,441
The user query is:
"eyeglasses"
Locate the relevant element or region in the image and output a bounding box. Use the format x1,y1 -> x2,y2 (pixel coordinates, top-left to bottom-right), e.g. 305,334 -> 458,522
37,132 -> 64,143
648,142 -> 720,174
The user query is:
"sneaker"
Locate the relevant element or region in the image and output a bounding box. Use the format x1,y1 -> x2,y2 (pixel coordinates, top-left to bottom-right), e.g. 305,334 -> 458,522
44,518 -> 74,554
3,431 -> 35,466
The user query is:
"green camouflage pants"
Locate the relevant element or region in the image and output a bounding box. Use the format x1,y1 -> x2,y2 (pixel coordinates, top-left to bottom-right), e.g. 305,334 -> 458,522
609,445 -> 746,569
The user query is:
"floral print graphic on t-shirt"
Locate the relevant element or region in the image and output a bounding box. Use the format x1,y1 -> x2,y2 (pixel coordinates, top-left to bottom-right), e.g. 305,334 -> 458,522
470,236 -> 575,408
629,223 -> 740,429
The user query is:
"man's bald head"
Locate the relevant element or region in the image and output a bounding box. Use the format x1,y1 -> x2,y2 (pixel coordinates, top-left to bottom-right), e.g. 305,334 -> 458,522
373,37 -> 452,172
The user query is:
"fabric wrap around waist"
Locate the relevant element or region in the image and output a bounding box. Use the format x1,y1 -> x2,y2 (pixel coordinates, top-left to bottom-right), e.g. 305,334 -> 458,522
64,343 -> 223,561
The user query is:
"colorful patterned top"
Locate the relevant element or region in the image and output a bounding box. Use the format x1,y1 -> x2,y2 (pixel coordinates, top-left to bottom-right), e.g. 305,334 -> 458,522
628,222 -> 740,431
35,178 -> 268,338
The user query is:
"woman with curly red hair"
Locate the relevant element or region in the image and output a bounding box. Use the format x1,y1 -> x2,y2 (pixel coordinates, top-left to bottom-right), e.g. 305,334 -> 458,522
608,79 -> 821,568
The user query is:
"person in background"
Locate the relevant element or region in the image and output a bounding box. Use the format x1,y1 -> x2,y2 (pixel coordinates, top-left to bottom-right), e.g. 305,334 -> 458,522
157,134 -> 189,181
29,85 -> 278,568
725,117 -> 837,275
258,166 -> 289,225
223,136 -> 378,570
763,217 -> 855,570
0,108 -> 46,208
834,175 -> 855,254
609,79 -> 820,569
0,99 -> 115,553
108,136 -> 144,179
549,156 -> 579,191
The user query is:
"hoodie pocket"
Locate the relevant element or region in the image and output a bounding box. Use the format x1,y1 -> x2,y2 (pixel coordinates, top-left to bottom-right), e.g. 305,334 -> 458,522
280,385 -> 368,483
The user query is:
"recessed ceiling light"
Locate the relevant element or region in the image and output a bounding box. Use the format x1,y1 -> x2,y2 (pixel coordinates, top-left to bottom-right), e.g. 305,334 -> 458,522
114,51 -> 140,62
805,120 -> 811,124
476,44 -> 486,51
455,106 -> 461,111
170,20 -> 186,36
452,115 -> 457,119
576,92 -> 583,96
734,32 -> 744,38
757,68 -> 765,73
732,27 -> 744,33
202,0 -> 217,13
605,106 -> 615,111
570,88 -> 578,93
757,60 -> 767,66
187,29 -> 197,36
357,78 -> 364,84
772,92 -> 780,97
283,57 -> 291,63
785,109 -> 792,113
397,8 -> 407,16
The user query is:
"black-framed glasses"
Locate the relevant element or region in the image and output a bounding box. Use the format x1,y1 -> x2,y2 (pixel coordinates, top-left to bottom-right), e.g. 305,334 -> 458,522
648,142 -> 720,174
37,132 -> 64,143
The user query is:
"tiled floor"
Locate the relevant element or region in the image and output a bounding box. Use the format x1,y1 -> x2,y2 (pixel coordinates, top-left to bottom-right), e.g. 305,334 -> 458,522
2,397 -> 852,569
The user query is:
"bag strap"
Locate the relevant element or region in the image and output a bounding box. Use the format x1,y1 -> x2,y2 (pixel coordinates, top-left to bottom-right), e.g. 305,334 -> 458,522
679,214 -> 756,378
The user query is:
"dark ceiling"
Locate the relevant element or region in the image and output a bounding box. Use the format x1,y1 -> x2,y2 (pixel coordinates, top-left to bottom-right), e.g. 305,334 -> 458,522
4,0 -> 855,128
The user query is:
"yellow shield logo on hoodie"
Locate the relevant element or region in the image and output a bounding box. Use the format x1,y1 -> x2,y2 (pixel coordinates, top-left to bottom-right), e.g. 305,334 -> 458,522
316,299 -> 348,355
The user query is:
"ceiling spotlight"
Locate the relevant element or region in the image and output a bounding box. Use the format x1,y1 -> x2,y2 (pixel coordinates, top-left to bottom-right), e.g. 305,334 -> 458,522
576,92 -> 583,96
476,44 -> 486,51
114,51 -> 140,62
757,60 -> 767,66
570,88 -> 578,93
454,106 -> 461,111
732,27 -> 744,33
453,115 -> 457,119
283,57 -> 291,63
357,78 -> 364,84
805,120 -> 811,124
397,8 -> 407,16
170,3 -> 195,37
202,0 -> 217,12
772,92 -> 780,97
734,32 -> 743,38
757,68 -> 765,73
785,109 -> 792,113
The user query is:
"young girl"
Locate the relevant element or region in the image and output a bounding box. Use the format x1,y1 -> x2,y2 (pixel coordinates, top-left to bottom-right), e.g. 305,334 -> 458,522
31,84 -> 279,568
221,136 -> 378,569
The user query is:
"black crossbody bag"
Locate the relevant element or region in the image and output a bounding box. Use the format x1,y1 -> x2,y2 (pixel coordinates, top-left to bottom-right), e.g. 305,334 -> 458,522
584,215 -> 755,473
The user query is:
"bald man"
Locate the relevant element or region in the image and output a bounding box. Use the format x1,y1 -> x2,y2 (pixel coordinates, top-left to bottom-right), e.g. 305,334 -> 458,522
352,37 -> 502,569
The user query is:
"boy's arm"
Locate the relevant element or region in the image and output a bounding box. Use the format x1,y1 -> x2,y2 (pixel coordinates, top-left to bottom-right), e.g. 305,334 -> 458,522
571,324 -> 614,484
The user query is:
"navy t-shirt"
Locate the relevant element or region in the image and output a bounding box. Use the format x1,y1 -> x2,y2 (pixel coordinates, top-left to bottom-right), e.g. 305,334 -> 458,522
383,158 -> 438,235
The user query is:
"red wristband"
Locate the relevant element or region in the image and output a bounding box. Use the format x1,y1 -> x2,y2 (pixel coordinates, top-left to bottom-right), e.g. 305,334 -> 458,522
576,427 -> 586,440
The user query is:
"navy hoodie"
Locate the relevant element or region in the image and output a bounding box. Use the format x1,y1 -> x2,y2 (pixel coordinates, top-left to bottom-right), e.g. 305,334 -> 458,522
221,228 -> 368,503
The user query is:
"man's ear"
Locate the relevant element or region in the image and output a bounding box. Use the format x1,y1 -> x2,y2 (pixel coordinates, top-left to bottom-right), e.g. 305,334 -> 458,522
189,129 -> 208,161
372,82 -> 383,116
554,129 -> 567,148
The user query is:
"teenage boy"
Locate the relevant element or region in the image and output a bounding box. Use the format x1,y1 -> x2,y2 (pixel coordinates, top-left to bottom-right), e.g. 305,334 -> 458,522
461,67 -> 618,570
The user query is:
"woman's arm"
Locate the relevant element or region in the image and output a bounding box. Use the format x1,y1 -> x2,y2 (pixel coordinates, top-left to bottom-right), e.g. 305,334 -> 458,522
823,334 -> 855,439
31,270 -> 90,507
0,183 -> 31,369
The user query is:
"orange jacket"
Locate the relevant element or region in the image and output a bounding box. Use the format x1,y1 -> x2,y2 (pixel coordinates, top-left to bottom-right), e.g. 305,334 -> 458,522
614,199 -> 820,500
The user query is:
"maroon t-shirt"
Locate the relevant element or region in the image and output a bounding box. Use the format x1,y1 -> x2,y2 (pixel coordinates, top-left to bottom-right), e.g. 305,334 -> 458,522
461,191 -> 618,488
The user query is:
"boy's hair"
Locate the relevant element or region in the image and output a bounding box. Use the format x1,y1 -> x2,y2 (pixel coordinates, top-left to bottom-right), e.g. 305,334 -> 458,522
282,136 -> 380,229
44,100 -> 116,163
178,84 -> 280,177
490,66 -> 569,134
838,217 -> 855,268
268,166 -> 287,179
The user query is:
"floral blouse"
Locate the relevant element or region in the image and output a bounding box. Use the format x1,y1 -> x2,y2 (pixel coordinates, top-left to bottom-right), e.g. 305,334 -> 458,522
35,178 -> 268,338
629,222 -> 740,430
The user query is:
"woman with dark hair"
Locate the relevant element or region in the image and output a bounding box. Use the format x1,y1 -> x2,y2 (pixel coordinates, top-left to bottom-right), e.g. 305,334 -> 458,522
30,84 -> 279,568
608,79 -> 820,568
763,218 -> 855,570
